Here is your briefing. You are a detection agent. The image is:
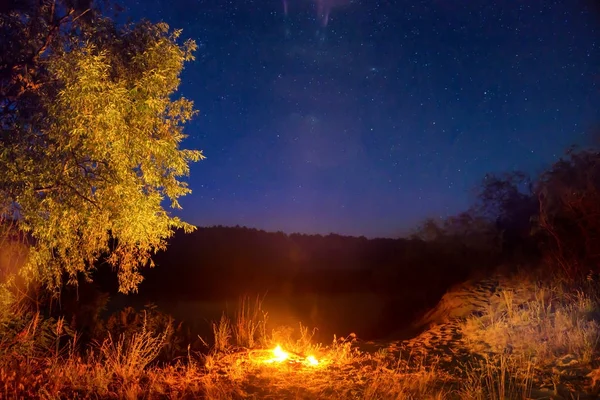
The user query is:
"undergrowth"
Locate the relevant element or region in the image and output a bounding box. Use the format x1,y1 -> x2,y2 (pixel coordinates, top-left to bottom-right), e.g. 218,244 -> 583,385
0,272 -> 598,399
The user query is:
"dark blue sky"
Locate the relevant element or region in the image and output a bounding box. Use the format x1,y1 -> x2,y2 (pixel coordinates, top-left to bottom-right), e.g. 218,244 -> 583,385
127,0 -> 599,238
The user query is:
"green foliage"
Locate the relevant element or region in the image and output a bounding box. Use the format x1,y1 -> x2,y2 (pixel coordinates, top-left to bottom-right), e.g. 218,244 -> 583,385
0,1 -> 203,293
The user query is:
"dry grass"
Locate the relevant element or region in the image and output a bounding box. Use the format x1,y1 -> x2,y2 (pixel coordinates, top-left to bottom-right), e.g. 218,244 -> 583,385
0,273 -> 599,399
458,353 -> 535,400
99,313 -> 168,383
458,272 -> 600,398
196,295 -> 453,399
233,295 -> 269,349
212,313 -> 232,353
460,275 -> 600,366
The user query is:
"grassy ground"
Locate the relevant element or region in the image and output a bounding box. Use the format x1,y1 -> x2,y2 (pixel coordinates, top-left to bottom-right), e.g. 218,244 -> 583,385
1,271 -> 600,399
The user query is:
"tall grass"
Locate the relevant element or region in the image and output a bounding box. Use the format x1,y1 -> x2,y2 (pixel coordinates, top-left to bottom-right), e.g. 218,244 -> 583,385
0,271 -> 598,398
458,272 -> 600,398
233,295 -> 268,348
211,313 -> 231,352
459,354 -> 535,400
461,275 -> 600,366
99,313 -> 168,383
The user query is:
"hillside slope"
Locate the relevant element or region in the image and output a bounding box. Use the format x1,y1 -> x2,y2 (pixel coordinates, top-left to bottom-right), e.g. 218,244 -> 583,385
361,272 -> 600,399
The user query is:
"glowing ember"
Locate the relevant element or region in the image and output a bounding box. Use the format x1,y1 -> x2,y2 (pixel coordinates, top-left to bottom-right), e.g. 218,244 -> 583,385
262,345 -> 321,367
272,345 -> 289,362
305,355 -> 319,366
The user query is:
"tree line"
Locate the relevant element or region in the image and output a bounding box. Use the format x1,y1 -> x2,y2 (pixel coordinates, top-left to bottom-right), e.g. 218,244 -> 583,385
1,0 -> 599,316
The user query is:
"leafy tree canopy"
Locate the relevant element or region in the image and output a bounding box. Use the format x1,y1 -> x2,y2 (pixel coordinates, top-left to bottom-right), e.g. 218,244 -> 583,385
0,0 -> 203,293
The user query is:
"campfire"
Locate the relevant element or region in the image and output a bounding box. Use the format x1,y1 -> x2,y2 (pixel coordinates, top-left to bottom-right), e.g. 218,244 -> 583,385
259,345 -> 323,367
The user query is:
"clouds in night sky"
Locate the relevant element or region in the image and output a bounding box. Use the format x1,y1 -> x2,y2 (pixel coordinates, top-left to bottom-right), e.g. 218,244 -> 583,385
126,0 -> 599,238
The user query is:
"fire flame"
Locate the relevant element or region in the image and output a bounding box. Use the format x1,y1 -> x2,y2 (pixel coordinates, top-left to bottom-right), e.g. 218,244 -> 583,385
263,345 -> 320,367
306,355 -> 319,366
272,345 -> 289,362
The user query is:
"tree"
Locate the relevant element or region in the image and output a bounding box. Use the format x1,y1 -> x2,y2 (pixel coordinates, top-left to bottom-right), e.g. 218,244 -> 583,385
411,212 -> 501,263
535,148 -> 600,275
0,0 -> 203,293
473,172 -> 538,260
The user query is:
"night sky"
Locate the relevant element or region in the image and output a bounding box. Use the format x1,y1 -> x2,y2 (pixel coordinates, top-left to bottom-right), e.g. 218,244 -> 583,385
125,0 -> 599,238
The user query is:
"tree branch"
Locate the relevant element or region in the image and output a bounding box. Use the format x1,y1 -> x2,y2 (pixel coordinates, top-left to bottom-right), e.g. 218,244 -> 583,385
1,6 -> 78,100
29,8 -> 75,65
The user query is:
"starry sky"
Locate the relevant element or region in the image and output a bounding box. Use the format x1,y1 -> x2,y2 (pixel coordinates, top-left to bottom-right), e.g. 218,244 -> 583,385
125,0 -> 599,238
